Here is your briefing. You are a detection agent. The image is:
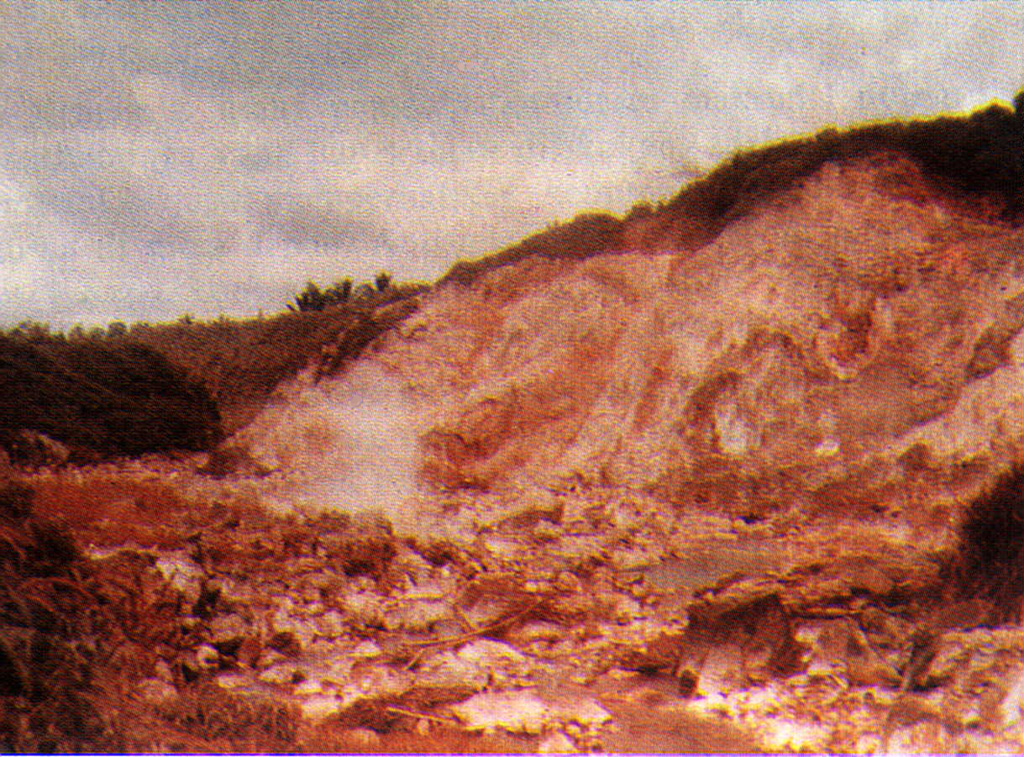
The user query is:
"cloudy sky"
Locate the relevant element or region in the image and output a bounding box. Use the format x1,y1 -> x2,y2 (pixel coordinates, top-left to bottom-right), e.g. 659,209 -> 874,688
1,2 -> 1022,329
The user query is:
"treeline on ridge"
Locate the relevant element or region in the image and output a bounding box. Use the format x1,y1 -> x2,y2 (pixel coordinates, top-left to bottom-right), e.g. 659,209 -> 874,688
440,91 -> 1024,287
1,274 -> 427,464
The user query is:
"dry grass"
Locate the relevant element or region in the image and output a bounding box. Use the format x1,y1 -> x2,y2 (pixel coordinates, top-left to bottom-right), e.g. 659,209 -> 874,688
0,476 -> 299,753
0,478 -> 181,752
298,719 -> 537,754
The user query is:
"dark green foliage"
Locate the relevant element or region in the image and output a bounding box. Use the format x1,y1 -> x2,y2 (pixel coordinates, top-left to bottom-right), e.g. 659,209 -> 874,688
439,96 -> 1024,290
312,295 -> 421,381
0,333 -> 221,460
127,279 -> 428,433
657,99 -> 1024,250
287,278 -> 354,312
953,464 -> 1023,622
441,211 -> 622,287
288,274 -> 407,312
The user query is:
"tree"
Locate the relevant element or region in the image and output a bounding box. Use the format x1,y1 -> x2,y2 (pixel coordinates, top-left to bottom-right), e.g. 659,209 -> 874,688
289,281 -> 328,312
375,271 -> 392,293
325,279 -> 353,303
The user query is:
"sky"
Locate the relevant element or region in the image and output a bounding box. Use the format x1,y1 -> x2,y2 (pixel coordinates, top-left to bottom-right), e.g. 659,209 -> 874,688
1,1 -> 1022,329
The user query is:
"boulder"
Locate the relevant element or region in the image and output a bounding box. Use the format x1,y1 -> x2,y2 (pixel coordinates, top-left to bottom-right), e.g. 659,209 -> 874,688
1,429 -> 70,468
676,581 -> 803,697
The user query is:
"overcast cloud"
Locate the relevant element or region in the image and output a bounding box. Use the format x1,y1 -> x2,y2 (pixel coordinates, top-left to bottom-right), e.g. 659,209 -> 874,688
1,1 -> 1022,328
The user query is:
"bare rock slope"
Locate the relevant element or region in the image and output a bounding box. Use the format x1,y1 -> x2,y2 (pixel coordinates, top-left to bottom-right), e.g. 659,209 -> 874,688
246,150 -> 1023,530
228,131 -> 1024,751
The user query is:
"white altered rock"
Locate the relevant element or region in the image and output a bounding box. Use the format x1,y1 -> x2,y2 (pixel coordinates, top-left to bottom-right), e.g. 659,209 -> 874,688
317,609 -> 346,637
342,590 -> 386,626
452,689 -> 549,734
758,719 -> 830,753
544,692 -> 612,729
337,666 -> 415,710
538,731 -> 577,753
695,642 -> 745,697
451,688 -> 611,735
301,694 -> 342,723
507,621 -> 565,645
153,659 -> 174,683
258,662 -> 303,685
456,638 -> 531,685
351,639 -> 383,659
256,649 -> 288,670
294,677 -> 324,695
270,612 -> 318,650
194,644 -> 220,671
214,672 -> 249,690
414,650 -> 488,700
1002,667 -> 1024,727
137,677 -> 177,704
208,613 -> 250,645
612,594 -> 644,623
383,598 -> 451,631
154,553 -> 204,602
311,651 -> 359,685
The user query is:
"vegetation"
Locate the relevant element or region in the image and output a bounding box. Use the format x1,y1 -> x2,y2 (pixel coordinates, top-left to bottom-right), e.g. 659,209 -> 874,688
4,93 -> 1022,461
287,272 -> 395,313
0,329 -> 220,461
127,276 -> 426,434
288,279 -> 352,312
0,272 -> 426,459
439,91 -> 1024,289
0,478 -> 177,751
951,464 -> 1023,623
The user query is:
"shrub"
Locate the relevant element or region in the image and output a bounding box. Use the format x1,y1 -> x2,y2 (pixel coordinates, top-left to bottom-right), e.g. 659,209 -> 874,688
951,464 -> 1023,622
0,332 -> 221,460
438,95 -> 1024,290
287,279 -> 355,312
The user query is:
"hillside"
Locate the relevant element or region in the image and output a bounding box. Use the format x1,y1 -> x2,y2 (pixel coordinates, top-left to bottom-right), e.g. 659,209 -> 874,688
246,112 -> 1024,530
0,332 -> 220,461
0,281 -> 427,468
124,282 -> 426,435
2,100 -> 1022,753
228,103 -> 1024,752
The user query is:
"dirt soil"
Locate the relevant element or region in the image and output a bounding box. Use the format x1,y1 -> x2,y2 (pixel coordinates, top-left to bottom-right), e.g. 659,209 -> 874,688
11,453 -> 1022,754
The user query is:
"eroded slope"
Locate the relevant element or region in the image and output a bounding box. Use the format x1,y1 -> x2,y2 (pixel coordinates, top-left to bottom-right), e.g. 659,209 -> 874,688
245,152 -> 1023,527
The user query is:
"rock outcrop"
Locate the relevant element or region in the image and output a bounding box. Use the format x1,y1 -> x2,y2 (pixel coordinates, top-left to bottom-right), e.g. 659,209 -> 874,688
245,150 -> 1023,531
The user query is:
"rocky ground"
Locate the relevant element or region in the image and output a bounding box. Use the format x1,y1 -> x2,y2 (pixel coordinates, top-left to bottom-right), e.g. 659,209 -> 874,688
15,454 -> 1021,754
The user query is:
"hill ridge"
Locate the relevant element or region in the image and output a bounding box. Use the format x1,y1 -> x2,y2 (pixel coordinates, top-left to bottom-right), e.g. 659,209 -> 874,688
438,97 -> 1023,290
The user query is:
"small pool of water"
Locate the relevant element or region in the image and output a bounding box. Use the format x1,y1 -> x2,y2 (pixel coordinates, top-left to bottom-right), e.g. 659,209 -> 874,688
640,538 -> 786,591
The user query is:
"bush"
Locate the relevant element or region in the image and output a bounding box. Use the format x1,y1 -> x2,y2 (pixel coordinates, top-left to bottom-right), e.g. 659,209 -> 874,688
951,464 -> 1023,622
287,279 -> 354,312
0,332 -> 221,460
127,280 -> 428,434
